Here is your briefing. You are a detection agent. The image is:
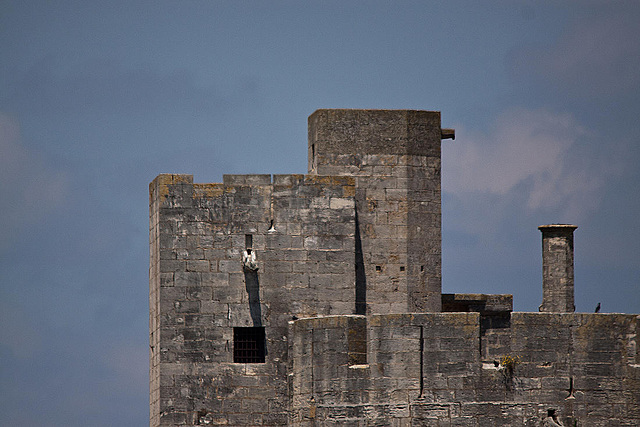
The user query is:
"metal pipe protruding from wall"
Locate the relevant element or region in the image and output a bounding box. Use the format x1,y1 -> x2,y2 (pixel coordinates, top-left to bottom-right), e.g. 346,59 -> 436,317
538,224 -> 578,313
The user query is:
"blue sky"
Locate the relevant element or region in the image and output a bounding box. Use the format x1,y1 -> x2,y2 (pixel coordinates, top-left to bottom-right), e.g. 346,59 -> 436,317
1,1 -> 639,425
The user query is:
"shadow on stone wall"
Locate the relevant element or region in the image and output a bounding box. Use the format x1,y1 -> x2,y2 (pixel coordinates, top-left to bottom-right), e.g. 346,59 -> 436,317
244,270 -> 262,327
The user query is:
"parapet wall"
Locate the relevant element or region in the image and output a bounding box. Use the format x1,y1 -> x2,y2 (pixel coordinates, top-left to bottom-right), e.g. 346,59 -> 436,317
289,313 -> 640,426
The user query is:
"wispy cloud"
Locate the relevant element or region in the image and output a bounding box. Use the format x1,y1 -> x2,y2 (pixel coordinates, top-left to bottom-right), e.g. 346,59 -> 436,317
443,108 -> 618,221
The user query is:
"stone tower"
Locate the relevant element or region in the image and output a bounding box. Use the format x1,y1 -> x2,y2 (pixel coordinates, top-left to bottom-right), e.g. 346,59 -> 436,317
309,109 -> 450,313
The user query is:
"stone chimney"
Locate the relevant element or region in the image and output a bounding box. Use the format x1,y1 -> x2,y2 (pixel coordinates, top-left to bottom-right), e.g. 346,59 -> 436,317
538,224 -> 578,313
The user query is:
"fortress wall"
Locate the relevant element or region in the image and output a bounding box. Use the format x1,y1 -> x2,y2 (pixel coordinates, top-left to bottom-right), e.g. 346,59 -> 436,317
290,313 -> 482,426
508,313 -> 640,425
149,173 -> 357,426
288,316 -> 369,426
289,312 -> 640,426
441,293 -> 514,363
368,313 -> 481,405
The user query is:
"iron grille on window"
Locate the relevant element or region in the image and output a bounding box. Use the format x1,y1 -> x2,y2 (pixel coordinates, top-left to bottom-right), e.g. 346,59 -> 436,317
233,327 -> 265,363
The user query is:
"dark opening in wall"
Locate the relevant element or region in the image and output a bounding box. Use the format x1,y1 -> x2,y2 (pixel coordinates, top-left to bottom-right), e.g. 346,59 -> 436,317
233,327 -> 265,363
354,212 -> 366,315
376,265 -> 382,272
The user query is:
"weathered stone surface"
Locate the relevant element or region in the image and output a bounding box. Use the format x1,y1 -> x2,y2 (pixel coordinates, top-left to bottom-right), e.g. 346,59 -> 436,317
539,224 -> 578,313
150,110 -> 639,426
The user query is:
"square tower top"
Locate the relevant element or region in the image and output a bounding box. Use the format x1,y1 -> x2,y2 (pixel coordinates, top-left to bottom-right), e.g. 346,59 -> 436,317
308,109 -> 452,175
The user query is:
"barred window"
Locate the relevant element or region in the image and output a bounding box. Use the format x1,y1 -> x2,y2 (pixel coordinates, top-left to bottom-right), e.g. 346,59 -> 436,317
233,327 -> 265,363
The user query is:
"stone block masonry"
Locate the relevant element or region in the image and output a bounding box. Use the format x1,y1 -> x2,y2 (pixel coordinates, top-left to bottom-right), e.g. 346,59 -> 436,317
150,109 -> 639,426
150,172 -> 356,425
290,313 -> 639,426
309,110 -> 444,313
539,224 -> 577,313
